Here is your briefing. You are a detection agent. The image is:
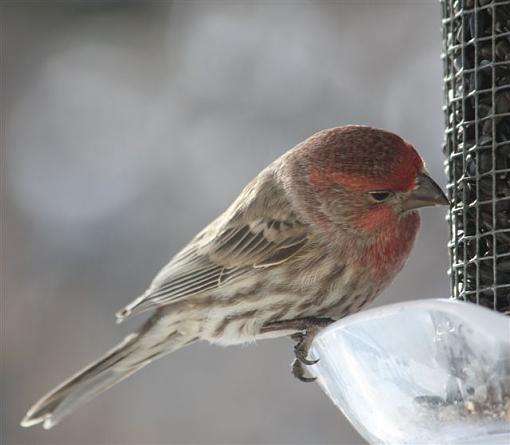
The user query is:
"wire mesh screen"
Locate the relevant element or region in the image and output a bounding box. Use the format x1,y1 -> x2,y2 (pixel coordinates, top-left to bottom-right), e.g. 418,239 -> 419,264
442,0 -> 510,313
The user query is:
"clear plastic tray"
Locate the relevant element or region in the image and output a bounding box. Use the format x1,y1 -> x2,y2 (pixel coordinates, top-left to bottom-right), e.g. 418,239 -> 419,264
309,299 -> 510,445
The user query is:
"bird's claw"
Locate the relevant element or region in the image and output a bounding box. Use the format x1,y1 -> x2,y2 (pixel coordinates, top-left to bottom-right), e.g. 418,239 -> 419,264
292,359 -> 316,383
296,354 -> 319,366
294,338 -> 319,365
291,318 -> 334,381
261,317 -> 334,383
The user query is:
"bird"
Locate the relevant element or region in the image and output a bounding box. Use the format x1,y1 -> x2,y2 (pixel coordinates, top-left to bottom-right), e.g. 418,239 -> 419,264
21,125 -> 448,430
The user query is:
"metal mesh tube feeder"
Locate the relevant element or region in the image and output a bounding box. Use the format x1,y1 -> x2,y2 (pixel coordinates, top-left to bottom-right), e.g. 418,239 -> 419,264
442,0 -> 510,313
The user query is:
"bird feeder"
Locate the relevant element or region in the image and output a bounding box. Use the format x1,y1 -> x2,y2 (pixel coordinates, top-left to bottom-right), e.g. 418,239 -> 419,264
443,0 -> 510,313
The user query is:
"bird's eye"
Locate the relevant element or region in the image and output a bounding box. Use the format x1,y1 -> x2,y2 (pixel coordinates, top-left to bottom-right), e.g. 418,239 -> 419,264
369,191 -> 393,202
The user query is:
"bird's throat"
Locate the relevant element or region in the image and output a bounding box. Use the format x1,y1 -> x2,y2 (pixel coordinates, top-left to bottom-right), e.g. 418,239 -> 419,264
359,211 -> 420,282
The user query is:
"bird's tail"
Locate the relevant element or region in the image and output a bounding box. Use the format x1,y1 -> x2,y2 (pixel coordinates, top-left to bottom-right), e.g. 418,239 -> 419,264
21,313 -> 195,430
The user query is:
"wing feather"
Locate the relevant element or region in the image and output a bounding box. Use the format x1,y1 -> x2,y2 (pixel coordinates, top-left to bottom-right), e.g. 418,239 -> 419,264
116,173 -> 310,321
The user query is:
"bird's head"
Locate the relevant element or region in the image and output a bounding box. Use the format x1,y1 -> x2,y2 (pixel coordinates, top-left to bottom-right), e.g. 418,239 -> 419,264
286,125 -> 448,238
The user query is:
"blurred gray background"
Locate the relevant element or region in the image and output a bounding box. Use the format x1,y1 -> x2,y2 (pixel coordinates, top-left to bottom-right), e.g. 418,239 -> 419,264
2,1 -> 449,444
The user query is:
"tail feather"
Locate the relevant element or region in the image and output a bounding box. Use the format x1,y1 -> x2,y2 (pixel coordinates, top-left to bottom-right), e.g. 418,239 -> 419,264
21,315 -> 191,429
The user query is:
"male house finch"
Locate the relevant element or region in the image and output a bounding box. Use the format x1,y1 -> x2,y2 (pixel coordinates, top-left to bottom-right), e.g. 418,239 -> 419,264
22,125 -> 448,429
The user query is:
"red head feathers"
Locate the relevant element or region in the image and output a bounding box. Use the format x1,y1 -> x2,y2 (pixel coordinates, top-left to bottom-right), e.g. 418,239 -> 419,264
304,125 -> 424,193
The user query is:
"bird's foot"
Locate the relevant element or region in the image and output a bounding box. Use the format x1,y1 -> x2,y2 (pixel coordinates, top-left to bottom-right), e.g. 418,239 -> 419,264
262,317 -> 335,383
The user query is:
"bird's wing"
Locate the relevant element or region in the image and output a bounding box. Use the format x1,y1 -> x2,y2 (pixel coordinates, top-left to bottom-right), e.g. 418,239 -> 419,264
116,173 -> 309,321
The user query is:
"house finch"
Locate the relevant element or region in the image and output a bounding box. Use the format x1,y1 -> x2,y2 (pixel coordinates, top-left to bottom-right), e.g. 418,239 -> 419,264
21,125 -> 448,429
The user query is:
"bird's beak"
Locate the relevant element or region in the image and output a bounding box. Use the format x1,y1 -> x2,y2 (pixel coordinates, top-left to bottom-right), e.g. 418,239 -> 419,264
402,173 -> 449,211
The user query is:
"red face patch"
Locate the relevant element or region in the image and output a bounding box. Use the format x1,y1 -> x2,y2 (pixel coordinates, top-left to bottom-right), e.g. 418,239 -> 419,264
354,205 -> 396,231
